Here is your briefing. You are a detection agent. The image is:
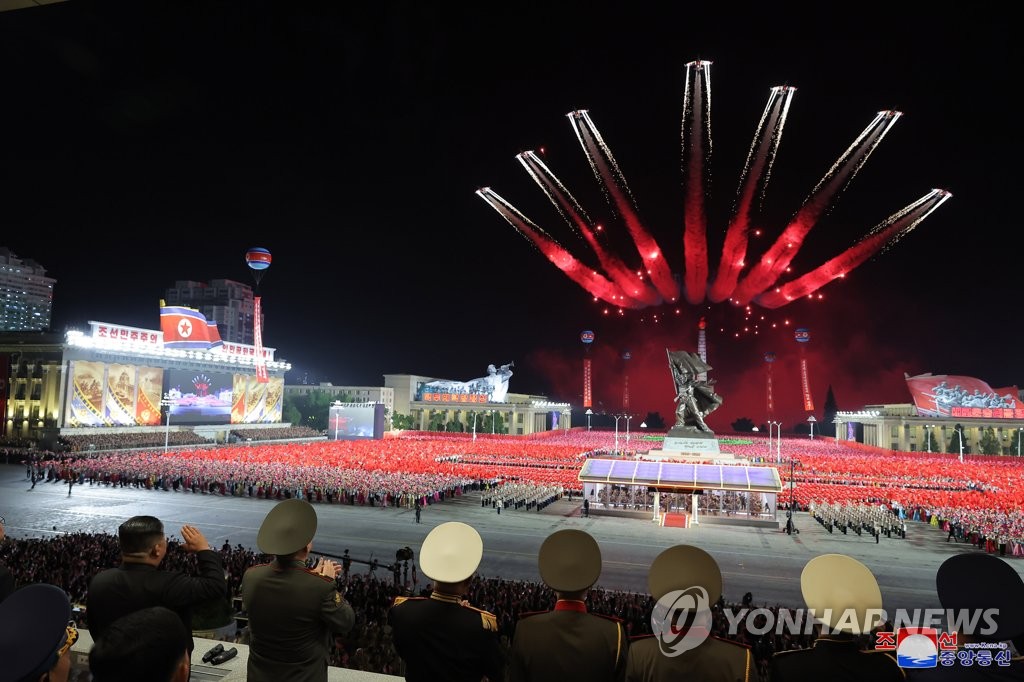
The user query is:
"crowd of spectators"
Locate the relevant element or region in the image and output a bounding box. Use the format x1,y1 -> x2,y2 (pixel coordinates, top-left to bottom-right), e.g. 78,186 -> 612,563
0,529 -> 820,681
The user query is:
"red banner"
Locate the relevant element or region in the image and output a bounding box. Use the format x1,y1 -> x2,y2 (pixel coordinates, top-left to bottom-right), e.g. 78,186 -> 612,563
583,357 -> 592,408
799,352 -> 814,412
906,373 -> 1019,418
253,296 -> 268,383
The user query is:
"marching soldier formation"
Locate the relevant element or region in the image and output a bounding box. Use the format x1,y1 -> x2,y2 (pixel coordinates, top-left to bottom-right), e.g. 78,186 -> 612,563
480,482 -> 563,513
810,500 -> 906,541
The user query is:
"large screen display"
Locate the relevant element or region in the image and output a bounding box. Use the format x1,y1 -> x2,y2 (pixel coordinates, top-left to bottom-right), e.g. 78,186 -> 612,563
906,373 -> 1022,419
166,368 -> 233,424
329,403 -> 384,440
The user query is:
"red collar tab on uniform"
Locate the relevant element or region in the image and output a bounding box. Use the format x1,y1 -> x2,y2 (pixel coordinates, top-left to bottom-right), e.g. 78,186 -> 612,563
554,600 -> 588,613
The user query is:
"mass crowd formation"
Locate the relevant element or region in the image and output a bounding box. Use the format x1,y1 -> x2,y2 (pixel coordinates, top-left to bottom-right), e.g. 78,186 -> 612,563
3,425 -> 1024,681
17,427 -> 1024,550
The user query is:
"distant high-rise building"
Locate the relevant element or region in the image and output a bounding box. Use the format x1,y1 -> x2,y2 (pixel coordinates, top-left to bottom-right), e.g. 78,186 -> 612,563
164,279 -> 257,344
0,248 -> 56,332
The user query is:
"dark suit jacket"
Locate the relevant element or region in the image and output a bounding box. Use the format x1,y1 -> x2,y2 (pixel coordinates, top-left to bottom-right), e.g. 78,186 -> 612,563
0,563 -> 14,603
626,634 -> 751,682
241,559 -> 355,682
771,637 -> 905,681
388,591 -> 504,682
86,550 -> 226,647
508,602 -> 627,682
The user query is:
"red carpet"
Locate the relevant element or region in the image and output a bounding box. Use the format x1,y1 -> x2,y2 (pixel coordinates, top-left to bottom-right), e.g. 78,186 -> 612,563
661,512 -> 689,528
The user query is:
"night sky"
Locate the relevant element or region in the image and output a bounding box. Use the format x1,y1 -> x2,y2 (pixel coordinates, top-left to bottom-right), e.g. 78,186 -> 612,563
1,2 -> 1018,429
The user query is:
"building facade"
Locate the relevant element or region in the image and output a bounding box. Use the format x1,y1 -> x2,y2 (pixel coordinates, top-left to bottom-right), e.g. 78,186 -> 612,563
384,373 -> 571,436
164,279 -> 257,344
0,248 -> 56,332
283,383 -> 395,424
835,404 -> 1024,455
0,321 -> 289,443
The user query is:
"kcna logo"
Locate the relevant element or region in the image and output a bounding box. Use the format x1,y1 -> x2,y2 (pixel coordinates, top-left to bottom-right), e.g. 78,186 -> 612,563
651,587 -> 713,656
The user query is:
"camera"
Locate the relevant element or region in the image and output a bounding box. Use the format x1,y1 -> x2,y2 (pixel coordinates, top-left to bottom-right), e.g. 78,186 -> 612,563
396,546 -> 414,562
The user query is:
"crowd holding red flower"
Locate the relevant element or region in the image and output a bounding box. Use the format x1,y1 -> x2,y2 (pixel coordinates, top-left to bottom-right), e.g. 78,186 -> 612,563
29,429 -> 1024,551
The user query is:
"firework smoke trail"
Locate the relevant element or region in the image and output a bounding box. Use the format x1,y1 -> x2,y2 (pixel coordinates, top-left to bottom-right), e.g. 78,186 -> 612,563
732,110 -> 903,305
568,110 -> 678,303
755,189 -> 951,308
517,151 -> 661,306
681,60 -> 713,304
708,85 -> 795,303
476,188 -> 640,307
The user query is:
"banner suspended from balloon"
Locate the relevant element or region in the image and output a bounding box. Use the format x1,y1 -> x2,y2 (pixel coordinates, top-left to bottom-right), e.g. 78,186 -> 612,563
245,247 -> 272,384
581,330 -> 594,408
794,328 -> 814,412
764,351 -> 776,416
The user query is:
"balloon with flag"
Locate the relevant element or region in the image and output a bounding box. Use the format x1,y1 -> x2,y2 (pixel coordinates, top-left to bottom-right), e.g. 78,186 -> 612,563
245,247 -> 272,288
245,247 -> 272,384
764,351 -> 776,416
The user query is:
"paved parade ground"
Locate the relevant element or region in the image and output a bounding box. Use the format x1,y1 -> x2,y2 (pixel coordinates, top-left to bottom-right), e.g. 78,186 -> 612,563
4,463 -> 1021,613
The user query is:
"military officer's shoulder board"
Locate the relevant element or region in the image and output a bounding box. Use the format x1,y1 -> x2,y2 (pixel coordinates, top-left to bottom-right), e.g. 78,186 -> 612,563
517,610 -> 548,621
462,603 -> 499,631
392,596 -> 426,608
298,567 -> 337,583
711,635 -> 751,649
592,612 -> 625,624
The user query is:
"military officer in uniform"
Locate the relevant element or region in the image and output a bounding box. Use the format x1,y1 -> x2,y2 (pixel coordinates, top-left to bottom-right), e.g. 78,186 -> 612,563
625,545 -> 751,682
771,553 -> 902,681
908,552 -> 1024,680
0,583 -> 78,682
388,521 -> 504,682
508,529 -> 626,682
241,499 -> 355,682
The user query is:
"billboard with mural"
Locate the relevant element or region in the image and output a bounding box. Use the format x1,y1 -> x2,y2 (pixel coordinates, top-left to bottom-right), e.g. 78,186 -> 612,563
906,373 -> 1022,419
65,361 -> 165,426
231,374 -> 284,423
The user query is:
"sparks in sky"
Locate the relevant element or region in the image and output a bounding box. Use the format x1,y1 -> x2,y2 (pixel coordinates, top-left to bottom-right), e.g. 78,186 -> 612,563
477,60 -> 951,312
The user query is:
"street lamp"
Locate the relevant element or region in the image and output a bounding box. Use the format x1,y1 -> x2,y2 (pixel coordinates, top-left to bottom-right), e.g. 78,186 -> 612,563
807,415 -> 817,440
954,426 -> 965,463
332,401 -> 343,441
625,415 -> 633,450
585,408 -> 593,431
768,421 -> 781,463
472,411 -> 478,441
491,410 -> 496,435
1018,427 -> 1022,457
613,414 -> 623,454
160,393 -> 177,453
925,424 -> 934,453
833,416 -> 841,444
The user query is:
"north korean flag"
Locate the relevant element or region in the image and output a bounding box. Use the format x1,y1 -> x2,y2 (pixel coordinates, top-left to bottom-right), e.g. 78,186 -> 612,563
160,305 -> 213,349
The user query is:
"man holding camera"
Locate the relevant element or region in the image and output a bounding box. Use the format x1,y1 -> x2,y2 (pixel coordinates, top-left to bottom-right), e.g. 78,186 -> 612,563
242,499 -> 355,682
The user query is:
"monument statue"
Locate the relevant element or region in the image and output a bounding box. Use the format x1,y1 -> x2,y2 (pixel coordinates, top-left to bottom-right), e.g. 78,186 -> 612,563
666,349 -> 723,433
419,362 -> 514,403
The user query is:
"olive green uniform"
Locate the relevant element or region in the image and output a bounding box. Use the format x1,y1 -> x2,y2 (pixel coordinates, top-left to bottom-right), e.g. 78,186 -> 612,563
771,637 -> 904,681
241,559 -> 355,682
625,634 -> 752,682
508,602 -> 627,682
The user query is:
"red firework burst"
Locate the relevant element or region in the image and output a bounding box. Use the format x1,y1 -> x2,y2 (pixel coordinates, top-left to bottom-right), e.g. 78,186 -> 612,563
477,60 -> 951,312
